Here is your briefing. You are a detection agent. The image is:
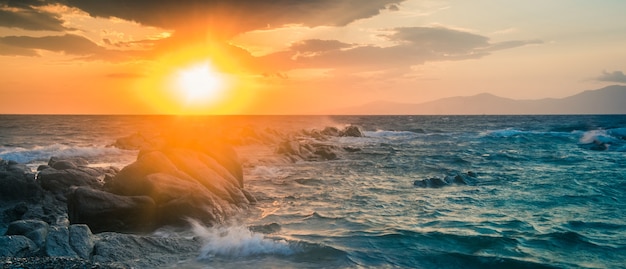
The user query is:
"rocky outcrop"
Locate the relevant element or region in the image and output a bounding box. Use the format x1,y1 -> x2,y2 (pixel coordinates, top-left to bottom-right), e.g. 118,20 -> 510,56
66,132 -> 254,233
276,125 -> 364,163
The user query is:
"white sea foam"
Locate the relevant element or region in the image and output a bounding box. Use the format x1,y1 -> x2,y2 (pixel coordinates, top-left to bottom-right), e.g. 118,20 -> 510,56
579,129 -> 615,144
189,220 -> 295,260
364,130 -> 419,138
0,143 -> 135,166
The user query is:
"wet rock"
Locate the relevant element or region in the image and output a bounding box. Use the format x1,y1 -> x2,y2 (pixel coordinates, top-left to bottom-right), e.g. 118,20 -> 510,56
48,157 -> 89,168
92,232 -> 200,268
45,226 -> 78,257
0,169 -> 42,202
5,220 -> 49,248
68,224 -> 94,259
51,160 -> 78,170
341,125 -> 363,137
0,235 -> 37,257
3,202 -> 29,222
414,172 -> 478,188
67,187 -> 156,233
37,168 -> 102,193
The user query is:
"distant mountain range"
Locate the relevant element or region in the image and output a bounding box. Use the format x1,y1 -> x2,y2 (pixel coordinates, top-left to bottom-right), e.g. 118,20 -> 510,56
331,85 -> 626,115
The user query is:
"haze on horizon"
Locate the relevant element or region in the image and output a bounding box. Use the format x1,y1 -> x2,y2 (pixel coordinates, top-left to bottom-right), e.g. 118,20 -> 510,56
1,0 -> 625,115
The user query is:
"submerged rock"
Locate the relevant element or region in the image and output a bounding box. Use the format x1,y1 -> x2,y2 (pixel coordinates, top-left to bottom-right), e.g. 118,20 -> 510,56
414,172 -> 478,188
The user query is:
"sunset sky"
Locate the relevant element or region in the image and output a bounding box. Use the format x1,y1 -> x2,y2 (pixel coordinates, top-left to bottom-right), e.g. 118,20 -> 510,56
1,0 -> 625,114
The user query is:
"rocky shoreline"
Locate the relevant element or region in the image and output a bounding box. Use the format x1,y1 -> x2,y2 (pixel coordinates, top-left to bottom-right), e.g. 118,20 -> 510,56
0,124 -> 363,268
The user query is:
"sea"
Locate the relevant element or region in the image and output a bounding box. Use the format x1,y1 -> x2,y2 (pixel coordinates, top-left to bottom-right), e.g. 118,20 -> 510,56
1,115 -> 625,269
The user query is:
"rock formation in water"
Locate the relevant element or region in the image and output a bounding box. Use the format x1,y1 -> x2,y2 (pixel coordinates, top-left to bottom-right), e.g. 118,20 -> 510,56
0,129 -> 255,267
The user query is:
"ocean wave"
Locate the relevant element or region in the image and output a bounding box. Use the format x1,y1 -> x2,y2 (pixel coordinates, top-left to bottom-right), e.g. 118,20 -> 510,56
190,220 -> 348,265
191,222 -> 296,260
0,143 -> 133,164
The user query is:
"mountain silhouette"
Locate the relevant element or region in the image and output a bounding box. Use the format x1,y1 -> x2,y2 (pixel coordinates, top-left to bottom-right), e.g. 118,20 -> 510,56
331,85 -> 626,115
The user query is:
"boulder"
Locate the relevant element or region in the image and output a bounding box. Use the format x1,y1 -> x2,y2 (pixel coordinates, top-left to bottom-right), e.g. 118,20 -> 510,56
67,187 -> 156,233
0,170 -> 42,202
37,168 -> 102,193
68,224 -> 94,259
51,160 -> 78,170
340,125 -> 363,137
5,220 -> 49,248
3,202 -> 29,222
92,232 -> 200,268
48,157 -> 88,168
0,235 -> 37,257
143,173 -> 226,226
45,226 -> 78,258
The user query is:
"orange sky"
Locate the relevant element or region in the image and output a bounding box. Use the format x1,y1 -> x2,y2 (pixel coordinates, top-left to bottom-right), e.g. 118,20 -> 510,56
1,1 -> 625,114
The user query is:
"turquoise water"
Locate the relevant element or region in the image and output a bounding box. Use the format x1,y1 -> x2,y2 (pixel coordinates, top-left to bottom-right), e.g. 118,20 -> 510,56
1,115 -> 625,268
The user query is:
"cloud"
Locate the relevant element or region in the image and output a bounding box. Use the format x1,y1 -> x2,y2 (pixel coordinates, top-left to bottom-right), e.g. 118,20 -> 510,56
0,34 -> 143,61
0,34 -> 102,55
595,70 -> 626,84
0,5 -> 69,31
290,39 -> 353,53
59,0 -> 405,36
258,26 -> 539,74
386,27 -> 489,54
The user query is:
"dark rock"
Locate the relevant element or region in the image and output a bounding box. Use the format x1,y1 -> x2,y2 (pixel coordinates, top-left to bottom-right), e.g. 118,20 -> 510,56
92,232 -> 200,268
341,125 -> 363,137
414,172 -> 478,188
3,202 -> 29,222
343,146 -> 361,152
48,157 -> 88,168
37,168 -> 102,193
0,235 -> 37,257
37,165 -> 51,171
314,146 -> 338,160
0,170 -> 42,202
68,224 -> 94,259
321,127 -> 341,136
45,226 -> 78,257
111,132 -> 161,150
67,187 -> 156,233
414,177 -> 448,188
51,160 -> 78,170
5,220 -> 49,248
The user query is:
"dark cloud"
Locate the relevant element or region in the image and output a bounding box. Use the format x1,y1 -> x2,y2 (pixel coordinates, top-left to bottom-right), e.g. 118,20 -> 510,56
596,70 -> 626,83
0,7 -> 68,31
0,34 -> 102,55
258,26 -> 540,74
0,34 -> 142,61
60,0 -> 404,36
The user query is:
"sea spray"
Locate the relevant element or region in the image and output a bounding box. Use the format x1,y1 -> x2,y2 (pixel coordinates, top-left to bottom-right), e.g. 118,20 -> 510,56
189,220 -> 295,261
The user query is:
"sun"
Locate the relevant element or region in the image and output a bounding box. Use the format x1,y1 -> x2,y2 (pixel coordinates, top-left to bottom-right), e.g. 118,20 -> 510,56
174,61 -> 226,107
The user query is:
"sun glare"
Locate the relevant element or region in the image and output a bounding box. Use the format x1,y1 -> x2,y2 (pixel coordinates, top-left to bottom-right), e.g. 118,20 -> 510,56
174,62 -> 226,106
